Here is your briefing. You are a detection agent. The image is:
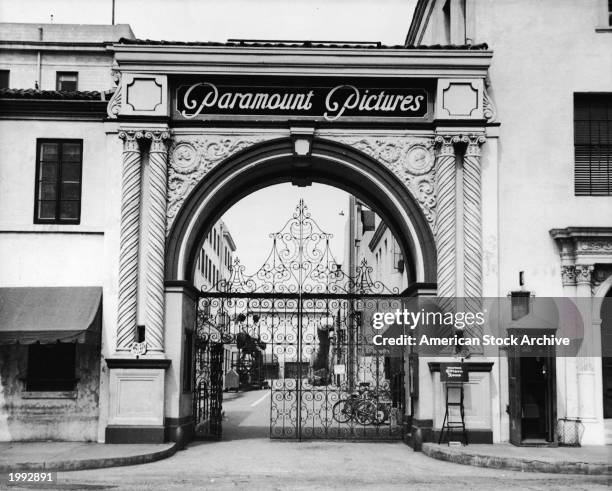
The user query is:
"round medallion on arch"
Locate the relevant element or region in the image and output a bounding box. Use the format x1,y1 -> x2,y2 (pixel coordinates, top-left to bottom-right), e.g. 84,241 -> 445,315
404,144 -> 434,176
170,141 -> 199,174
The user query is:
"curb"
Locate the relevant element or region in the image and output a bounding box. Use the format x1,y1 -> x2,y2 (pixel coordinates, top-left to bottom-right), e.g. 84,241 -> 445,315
0,443 -> 178,472
421,443 -> 612,475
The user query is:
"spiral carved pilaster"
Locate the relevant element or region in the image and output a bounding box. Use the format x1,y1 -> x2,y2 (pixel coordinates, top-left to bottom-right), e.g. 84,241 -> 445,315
116,130 -> 143,351
434,135 -> 457,298
463,135 -> 485,299
145,131 -> 171,352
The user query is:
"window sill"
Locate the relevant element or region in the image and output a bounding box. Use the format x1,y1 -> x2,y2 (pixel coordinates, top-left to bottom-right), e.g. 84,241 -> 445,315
22,391 -> 77,399
0,224 -> 104,234
595,26 -> 612,32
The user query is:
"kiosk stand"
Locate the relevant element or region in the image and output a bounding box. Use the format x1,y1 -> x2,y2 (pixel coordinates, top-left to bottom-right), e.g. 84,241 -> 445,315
438,363 -> 468,445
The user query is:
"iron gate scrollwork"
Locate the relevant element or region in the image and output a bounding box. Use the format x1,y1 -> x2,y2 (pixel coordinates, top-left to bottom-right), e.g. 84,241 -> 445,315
194,200 -> 406,440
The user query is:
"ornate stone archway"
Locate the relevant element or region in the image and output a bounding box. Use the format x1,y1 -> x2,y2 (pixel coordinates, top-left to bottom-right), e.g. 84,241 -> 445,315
111,128 -> 487,357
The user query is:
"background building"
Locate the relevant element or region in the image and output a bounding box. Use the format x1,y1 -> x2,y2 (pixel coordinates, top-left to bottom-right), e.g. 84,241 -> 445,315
407,0 -> 612,446
193,220 -> 236,291
0,23 -> 132,442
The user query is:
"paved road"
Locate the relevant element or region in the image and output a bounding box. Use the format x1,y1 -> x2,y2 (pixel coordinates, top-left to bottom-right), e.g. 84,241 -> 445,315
15,390 -> 610,490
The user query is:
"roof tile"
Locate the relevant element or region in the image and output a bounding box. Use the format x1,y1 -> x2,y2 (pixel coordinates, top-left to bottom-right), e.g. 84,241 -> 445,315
118,38 -> 488,50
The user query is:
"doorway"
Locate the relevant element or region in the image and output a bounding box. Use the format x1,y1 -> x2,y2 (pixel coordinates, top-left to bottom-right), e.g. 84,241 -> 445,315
508,331 -> 556,446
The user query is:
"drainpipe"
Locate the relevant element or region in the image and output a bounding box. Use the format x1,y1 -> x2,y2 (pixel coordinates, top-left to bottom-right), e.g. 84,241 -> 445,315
36,27 -> 43,90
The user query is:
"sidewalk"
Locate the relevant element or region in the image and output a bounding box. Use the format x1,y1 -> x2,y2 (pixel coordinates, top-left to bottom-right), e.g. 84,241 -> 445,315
422,442 -> 611,475
0,441 -> 177,472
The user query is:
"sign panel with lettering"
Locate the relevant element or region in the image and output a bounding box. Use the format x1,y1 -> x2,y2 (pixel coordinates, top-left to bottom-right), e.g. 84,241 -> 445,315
439,363 -> 468,382
172,77 -> 432,122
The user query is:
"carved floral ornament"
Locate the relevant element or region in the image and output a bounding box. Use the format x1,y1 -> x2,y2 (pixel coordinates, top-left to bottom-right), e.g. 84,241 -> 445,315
324,136 -> 439,228
107,70 -> 122,119
167,136 -> 269,231
166,135 -> 443,234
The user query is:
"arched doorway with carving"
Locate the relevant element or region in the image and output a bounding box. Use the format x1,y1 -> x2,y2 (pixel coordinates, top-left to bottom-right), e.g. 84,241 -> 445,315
162,136 -> 438,443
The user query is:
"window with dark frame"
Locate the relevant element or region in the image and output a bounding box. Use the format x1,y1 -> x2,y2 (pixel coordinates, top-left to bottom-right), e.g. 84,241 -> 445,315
574,93 -> 612,196
0,70 -> 9,89
56,71 -> 78,91
26,343 -> 77,391
35,139 -> 83,224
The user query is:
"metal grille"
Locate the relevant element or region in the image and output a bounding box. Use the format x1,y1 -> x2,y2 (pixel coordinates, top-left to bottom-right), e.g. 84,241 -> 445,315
194,200 -> 406,440
557,417 -> 584,447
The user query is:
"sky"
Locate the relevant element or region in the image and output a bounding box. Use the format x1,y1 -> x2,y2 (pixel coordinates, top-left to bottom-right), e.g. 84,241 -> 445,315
0,0 -> 416,272
223,184 -> 349,272
0,0 -> 416,45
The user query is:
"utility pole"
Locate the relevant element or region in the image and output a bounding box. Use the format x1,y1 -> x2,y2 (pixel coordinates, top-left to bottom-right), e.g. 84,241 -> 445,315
111,0 -> 115,25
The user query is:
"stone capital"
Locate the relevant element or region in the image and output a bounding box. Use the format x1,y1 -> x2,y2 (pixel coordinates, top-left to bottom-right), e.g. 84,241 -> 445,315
144,130 -> 171,153
118,130 -> 144,152
465,134 -> 486,157
434,135 -> 456,156
561,265 -> 577,286
575,264 -> 594,285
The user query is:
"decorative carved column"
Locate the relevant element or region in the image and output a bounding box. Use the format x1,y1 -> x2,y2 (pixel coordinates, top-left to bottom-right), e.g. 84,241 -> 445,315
575,264 -> 596,420
463,135 -> 485,300
575,265 -> 595,371
434,135 -> 457,299
145,130 -> 171,352
116,130 -> 143,351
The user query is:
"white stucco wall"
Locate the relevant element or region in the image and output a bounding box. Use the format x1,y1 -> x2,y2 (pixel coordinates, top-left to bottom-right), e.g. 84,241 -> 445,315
472,0 -> 612,295
0,117 -> 123,441
0,50 -> 116,92
0,119 -> 110,285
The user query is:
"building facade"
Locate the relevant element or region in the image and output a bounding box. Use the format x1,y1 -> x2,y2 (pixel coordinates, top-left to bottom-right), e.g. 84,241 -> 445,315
0,0 -> 610,448
0,23 -> 132,442
407,0 -> 612,446
193,220 -> 236,291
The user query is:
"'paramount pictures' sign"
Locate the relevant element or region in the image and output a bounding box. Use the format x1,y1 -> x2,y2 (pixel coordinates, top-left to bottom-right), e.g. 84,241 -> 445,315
174,77 -> 430,121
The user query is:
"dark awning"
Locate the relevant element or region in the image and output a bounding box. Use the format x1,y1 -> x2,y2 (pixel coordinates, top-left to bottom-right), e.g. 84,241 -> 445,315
0,287 -> 102,344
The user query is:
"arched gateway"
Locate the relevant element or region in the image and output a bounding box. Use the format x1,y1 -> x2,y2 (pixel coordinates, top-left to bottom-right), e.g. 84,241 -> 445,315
103,40 -> 492,445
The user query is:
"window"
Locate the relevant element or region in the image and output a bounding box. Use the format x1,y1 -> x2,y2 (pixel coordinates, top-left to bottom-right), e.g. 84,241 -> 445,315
27,343 -> 77,391
574,94 -> 612,196
56,71 -> 78,91
35,140 -> 83,223
0,70 -> 9,89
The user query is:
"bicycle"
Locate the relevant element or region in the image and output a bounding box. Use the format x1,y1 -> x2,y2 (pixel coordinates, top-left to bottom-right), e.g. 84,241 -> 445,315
331,383 -> 372,424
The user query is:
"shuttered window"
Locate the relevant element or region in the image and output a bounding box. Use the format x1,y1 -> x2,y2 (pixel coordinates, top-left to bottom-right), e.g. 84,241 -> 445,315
574,93 -> 612,196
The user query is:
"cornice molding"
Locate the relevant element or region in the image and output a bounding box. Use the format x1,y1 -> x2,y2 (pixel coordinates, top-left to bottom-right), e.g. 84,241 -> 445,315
113,45 -> 492,78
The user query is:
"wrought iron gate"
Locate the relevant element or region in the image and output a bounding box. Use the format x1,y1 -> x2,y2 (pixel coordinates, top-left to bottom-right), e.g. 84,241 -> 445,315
194,200 -> 406,440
